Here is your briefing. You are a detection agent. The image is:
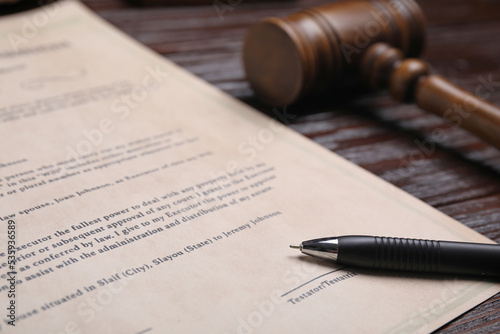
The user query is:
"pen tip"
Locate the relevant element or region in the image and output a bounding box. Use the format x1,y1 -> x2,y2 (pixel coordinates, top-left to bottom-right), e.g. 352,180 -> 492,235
290,244 -> 301,249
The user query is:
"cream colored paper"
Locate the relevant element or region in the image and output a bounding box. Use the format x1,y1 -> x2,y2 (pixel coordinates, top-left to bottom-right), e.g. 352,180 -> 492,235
0,1 -> 498,333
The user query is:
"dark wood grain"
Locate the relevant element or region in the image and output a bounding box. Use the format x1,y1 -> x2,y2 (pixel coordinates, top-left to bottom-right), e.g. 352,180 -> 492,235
3,0 -> 499,332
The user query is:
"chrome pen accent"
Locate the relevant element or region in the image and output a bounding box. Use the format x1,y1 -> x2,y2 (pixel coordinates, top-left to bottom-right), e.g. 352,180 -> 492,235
290,237 -> 339,262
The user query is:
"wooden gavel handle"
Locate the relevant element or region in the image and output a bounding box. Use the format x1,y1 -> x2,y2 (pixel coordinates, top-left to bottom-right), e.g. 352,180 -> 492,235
360,43 -> 500,149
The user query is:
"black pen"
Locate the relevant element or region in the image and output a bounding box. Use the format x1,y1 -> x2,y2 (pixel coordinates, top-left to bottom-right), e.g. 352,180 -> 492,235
290,236 -> 500,277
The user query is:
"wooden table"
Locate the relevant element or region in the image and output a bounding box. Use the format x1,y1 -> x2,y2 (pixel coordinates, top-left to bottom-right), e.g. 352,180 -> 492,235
4,0 -> 500,332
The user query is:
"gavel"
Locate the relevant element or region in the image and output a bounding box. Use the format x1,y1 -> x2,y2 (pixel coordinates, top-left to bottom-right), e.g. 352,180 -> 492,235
243,0 -> 500,149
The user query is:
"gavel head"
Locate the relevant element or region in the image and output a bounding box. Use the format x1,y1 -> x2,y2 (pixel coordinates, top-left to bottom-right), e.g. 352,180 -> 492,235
243,0 -> 426,106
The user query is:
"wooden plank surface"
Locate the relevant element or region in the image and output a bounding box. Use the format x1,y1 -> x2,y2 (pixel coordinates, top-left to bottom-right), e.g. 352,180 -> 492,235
3,0 -> 500,332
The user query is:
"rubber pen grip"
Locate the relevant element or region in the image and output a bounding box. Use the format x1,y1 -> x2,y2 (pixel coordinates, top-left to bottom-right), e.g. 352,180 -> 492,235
336,236 -> 500,277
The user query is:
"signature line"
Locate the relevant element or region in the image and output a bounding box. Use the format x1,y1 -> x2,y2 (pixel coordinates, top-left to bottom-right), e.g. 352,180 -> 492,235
281,267 -> 348,297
